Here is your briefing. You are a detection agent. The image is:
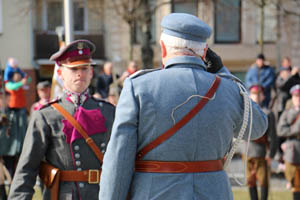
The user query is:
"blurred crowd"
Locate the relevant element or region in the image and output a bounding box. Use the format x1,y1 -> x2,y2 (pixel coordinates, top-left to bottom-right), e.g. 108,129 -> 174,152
244,53 -> 300,200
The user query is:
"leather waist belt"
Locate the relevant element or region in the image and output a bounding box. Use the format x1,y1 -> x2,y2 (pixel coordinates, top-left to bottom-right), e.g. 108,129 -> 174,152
60,169 -> 101,184
135,160 -> 223,173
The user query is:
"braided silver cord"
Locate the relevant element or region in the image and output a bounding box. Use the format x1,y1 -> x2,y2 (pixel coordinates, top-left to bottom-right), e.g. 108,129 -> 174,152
224,82 -> 253,186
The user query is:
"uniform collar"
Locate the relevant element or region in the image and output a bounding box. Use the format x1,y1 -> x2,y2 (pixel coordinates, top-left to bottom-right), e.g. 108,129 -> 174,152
63,88 -> 90,108
164,56 -> 207,70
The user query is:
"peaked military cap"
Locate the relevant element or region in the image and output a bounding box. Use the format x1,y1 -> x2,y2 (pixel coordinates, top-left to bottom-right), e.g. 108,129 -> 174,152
50,39 -> 96,68
161,13 -> 212,42
290,84 -> 300,95
249,84 -> 264,94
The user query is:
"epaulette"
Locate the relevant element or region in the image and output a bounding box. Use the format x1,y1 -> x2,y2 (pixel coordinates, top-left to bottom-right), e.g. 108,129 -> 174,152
91,97 -> 115,108
218,73 -> 244,85
39,98 -> 60,110
130,68 -> 162,79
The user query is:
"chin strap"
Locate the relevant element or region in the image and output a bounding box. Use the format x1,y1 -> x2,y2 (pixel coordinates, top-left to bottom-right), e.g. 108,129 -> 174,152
224,81 -> 253,186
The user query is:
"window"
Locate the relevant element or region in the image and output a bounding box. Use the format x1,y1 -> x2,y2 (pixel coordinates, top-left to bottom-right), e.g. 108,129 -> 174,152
73,1 -> 85,31
45,0 -> 87,32
256,4 -> 276,42
47,1 -> 63,31
0,0 -> 2,34
172,0 -> 198,16
215,0 -> 241,43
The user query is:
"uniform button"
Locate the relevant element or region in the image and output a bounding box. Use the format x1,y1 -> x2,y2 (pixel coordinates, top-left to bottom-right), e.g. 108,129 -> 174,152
79,183 -> 84,188
77,168 -> 82,171
76,161 -> 81,166
74,145 -> 80,151
101,150 -> 105,153
101,143 -> 106,147
75,153 -> 80,159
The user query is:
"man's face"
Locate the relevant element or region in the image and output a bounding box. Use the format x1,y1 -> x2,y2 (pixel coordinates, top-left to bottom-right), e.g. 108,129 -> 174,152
38,87 -> 51,100
58,65 -> 93,93
103,63 -> 113,75
292,93 -> 300,108
12,73 -> 22,82
128,62 -> 138,72
250,91 -> 265,104
282,58 -> 291,68
256,58 -> 264,67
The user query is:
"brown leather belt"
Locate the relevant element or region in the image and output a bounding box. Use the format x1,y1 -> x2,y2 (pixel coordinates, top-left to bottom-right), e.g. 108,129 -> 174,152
135,160 -> 223,173
60,169 -> 101,184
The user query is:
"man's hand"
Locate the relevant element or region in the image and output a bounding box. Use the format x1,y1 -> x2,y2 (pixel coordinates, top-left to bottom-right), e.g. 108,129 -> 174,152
205,48 -> 224,73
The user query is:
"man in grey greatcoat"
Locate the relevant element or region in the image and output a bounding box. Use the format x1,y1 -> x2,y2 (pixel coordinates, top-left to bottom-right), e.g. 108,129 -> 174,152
99,13 -> 268,200
278,84 -> 300,200
8,40 -> 115,200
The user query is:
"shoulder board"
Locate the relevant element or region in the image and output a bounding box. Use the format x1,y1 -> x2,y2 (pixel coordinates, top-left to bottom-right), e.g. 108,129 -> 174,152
217,73 -> 244,85
39,98 -> 60,110
130,68 -> 161,79
91,97 -> 115,108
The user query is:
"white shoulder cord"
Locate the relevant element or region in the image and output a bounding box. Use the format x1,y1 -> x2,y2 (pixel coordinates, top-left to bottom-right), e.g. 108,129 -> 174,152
224,81 -> 253,186
171,94 -> 216,124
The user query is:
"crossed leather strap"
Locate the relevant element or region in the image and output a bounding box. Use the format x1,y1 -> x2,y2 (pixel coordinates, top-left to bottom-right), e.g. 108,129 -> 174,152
135,75 -> 224,173
39,103 -> 104,200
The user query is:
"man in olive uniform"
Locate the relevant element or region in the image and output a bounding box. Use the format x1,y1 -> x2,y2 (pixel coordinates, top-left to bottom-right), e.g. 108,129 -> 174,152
8,40 -> 115,200
278,84 -> 300,200
246,85 -> 278,200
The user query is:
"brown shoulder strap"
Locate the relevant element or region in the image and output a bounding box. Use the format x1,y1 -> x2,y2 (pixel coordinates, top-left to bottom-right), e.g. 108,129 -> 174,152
136,76 -> 221,160
51,103 -> 104,162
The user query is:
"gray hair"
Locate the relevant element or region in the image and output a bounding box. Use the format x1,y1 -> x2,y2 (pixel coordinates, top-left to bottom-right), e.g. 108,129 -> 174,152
160,33 -> 207,57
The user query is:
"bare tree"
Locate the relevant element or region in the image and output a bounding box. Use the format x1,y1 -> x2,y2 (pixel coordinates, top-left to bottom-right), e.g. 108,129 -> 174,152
247,0 -> 300,67
108,0 -> 172,69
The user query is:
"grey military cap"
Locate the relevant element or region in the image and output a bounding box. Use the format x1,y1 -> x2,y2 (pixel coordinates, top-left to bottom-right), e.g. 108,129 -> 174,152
37,80 -> 51,89
161,13 -> 212,42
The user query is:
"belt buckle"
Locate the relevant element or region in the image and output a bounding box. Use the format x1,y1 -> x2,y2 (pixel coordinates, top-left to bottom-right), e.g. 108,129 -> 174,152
88,169 -> 99,184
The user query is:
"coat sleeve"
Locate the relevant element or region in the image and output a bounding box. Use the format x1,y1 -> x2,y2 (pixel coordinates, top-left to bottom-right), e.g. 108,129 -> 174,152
266,111 -> 278,158
99,78 -> 138,200
8,111 -> 50,200
245,67 -> 257,89
261,68 -> 275,90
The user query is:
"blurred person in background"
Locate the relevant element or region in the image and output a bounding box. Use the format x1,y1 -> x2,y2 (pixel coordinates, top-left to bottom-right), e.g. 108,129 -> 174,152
246,84 -> 278,200
275,57 -> 300,119
30,81 -> 51,114
277,84 -> 300,200
245,54 -> 275,108
96,62 -> 113,99
119,60 -> 138,84
3,71 -> 31,178
4,58 -> 26,84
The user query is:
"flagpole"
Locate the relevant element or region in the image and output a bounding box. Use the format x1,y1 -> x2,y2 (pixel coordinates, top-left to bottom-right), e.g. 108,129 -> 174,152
64,0 -> 74,44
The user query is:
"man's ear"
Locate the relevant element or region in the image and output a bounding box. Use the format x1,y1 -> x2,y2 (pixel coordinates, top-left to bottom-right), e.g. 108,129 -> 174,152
90,67 -> 94,78
160,40 -> 167,58
201,43 -> 208,60
57,68 -> 63,80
